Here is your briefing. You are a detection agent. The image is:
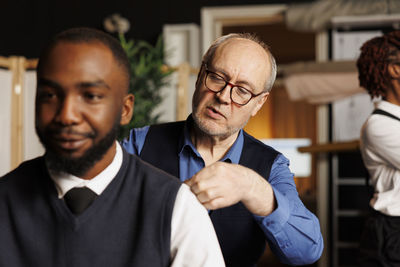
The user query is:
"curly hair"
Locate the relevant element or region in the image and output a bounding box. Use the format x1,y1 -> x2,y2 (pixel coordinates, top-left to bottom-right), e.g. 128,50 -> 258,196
357,31 -> 400,98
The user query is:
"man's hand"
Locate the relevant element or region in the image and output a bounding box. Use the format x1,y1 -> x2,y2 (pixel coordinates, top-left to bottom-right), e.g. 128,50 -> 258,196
184,162 -> 276,216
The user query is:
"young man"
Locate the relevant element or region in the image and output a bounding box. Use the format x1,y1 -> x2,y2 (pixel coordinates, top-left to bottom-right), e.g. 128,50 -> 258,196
0,27 -> 224,267
123,33 -> 324,266
358,31 -> 400,266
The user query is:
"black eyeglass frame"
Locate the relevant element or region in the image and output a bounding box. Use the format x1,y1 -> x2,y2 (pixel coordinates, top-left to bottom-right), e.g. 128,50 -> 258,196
203,65 -> 266,106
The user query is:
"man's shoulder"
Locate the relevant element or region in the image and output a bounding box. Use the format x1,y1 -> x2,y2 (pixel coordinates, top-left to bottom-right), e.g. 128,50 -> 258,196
124,152 -> 181,188
0,157 -> 45,196
125,121 -> 186,155
131,121 -> 185,139
242,131 -> 280,155
1,157 -> 44,181
147,120 -> 185,132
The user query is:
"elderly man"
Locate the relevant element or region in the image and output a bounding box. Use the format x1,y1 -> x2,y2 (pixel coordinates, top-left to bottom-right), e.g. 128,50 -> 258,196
0,27 -> 224,267
358,31 -> 400,266
123,33 -> 324,266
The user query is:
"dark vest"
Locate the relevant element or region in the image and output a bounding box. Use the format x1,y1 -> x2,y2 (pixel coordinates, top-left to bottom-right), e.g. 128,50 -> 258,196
140,121 -> 279,267
0,150 -> 180,267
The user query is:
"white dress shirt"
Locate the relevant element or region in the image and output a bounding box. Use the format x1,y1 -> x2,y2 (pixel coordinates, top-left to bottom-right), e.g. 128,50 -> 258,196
360,100 -> 400,216
48,142 -> 225,266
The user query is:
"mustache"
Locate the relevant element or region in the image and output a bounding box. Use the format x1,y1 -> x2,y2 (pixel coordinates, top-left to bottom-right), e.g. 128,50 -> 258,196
208,105 -> 226,117
46,127 -> 96,138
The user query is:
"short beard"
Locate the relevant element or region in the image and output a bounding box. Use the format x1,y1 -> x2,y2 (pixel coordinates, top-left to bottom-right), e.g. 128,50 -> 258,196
192,106 -> 248,139
37,121 -> 120,177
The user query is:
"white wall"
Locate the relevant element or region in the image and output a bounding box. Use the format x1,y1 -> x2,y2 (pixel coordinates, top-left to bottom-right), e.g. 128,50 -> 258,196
0,70 -> 12,176
158,23 -> 200,122
0,69 -> 43,177
23,71 -> 44,161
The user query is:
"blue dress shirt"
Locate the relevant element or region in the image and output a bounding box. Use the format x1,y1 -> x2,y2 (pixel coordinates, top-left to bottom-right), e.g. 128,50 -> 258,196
122,124 -> 324,265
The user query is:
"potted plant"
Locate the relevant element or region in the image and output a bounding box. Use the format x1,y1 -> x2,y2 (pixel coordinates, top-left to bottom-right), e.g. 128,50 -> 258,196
119,34 -> 173,138
104,14 -> 173,139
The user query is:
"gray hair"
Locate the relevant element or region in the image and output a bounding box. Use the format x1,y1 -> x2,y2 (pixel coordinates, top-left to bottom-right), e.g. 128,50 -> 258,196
201,33 -> 277,92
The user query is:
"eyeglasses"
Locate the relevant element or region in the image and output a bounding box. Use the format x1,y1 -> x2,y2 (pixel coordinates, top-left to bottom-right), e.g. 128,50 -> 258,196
204,68 -> 266,106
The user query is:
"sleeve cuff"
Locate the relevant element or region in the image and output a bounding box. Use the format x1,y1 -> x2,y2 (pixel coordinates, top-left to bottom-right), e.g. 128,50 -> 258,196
253,186 -> 290,235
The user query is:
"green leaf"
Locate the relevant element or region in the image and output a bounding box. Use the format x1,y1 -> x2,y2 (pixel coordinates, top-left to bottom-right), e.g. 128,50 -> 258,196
118,33 -> 174,140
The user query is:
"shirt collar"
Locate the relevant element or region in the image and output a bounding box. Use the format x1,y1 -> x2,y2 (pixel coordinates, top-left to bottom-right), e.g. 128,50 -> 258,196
179,115 -> 244,164
48,141 -> 123,198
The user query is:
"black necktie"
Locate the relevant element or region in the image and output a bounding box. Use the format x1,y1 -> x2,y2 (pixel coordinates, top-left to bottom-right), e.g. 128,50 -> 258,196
64,187 -> 97,215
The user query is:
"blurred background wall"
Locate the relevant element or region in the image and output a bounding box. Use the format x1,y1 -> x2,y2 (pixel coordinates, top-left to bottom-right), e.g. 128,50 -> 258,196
0,0 -> 312,58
